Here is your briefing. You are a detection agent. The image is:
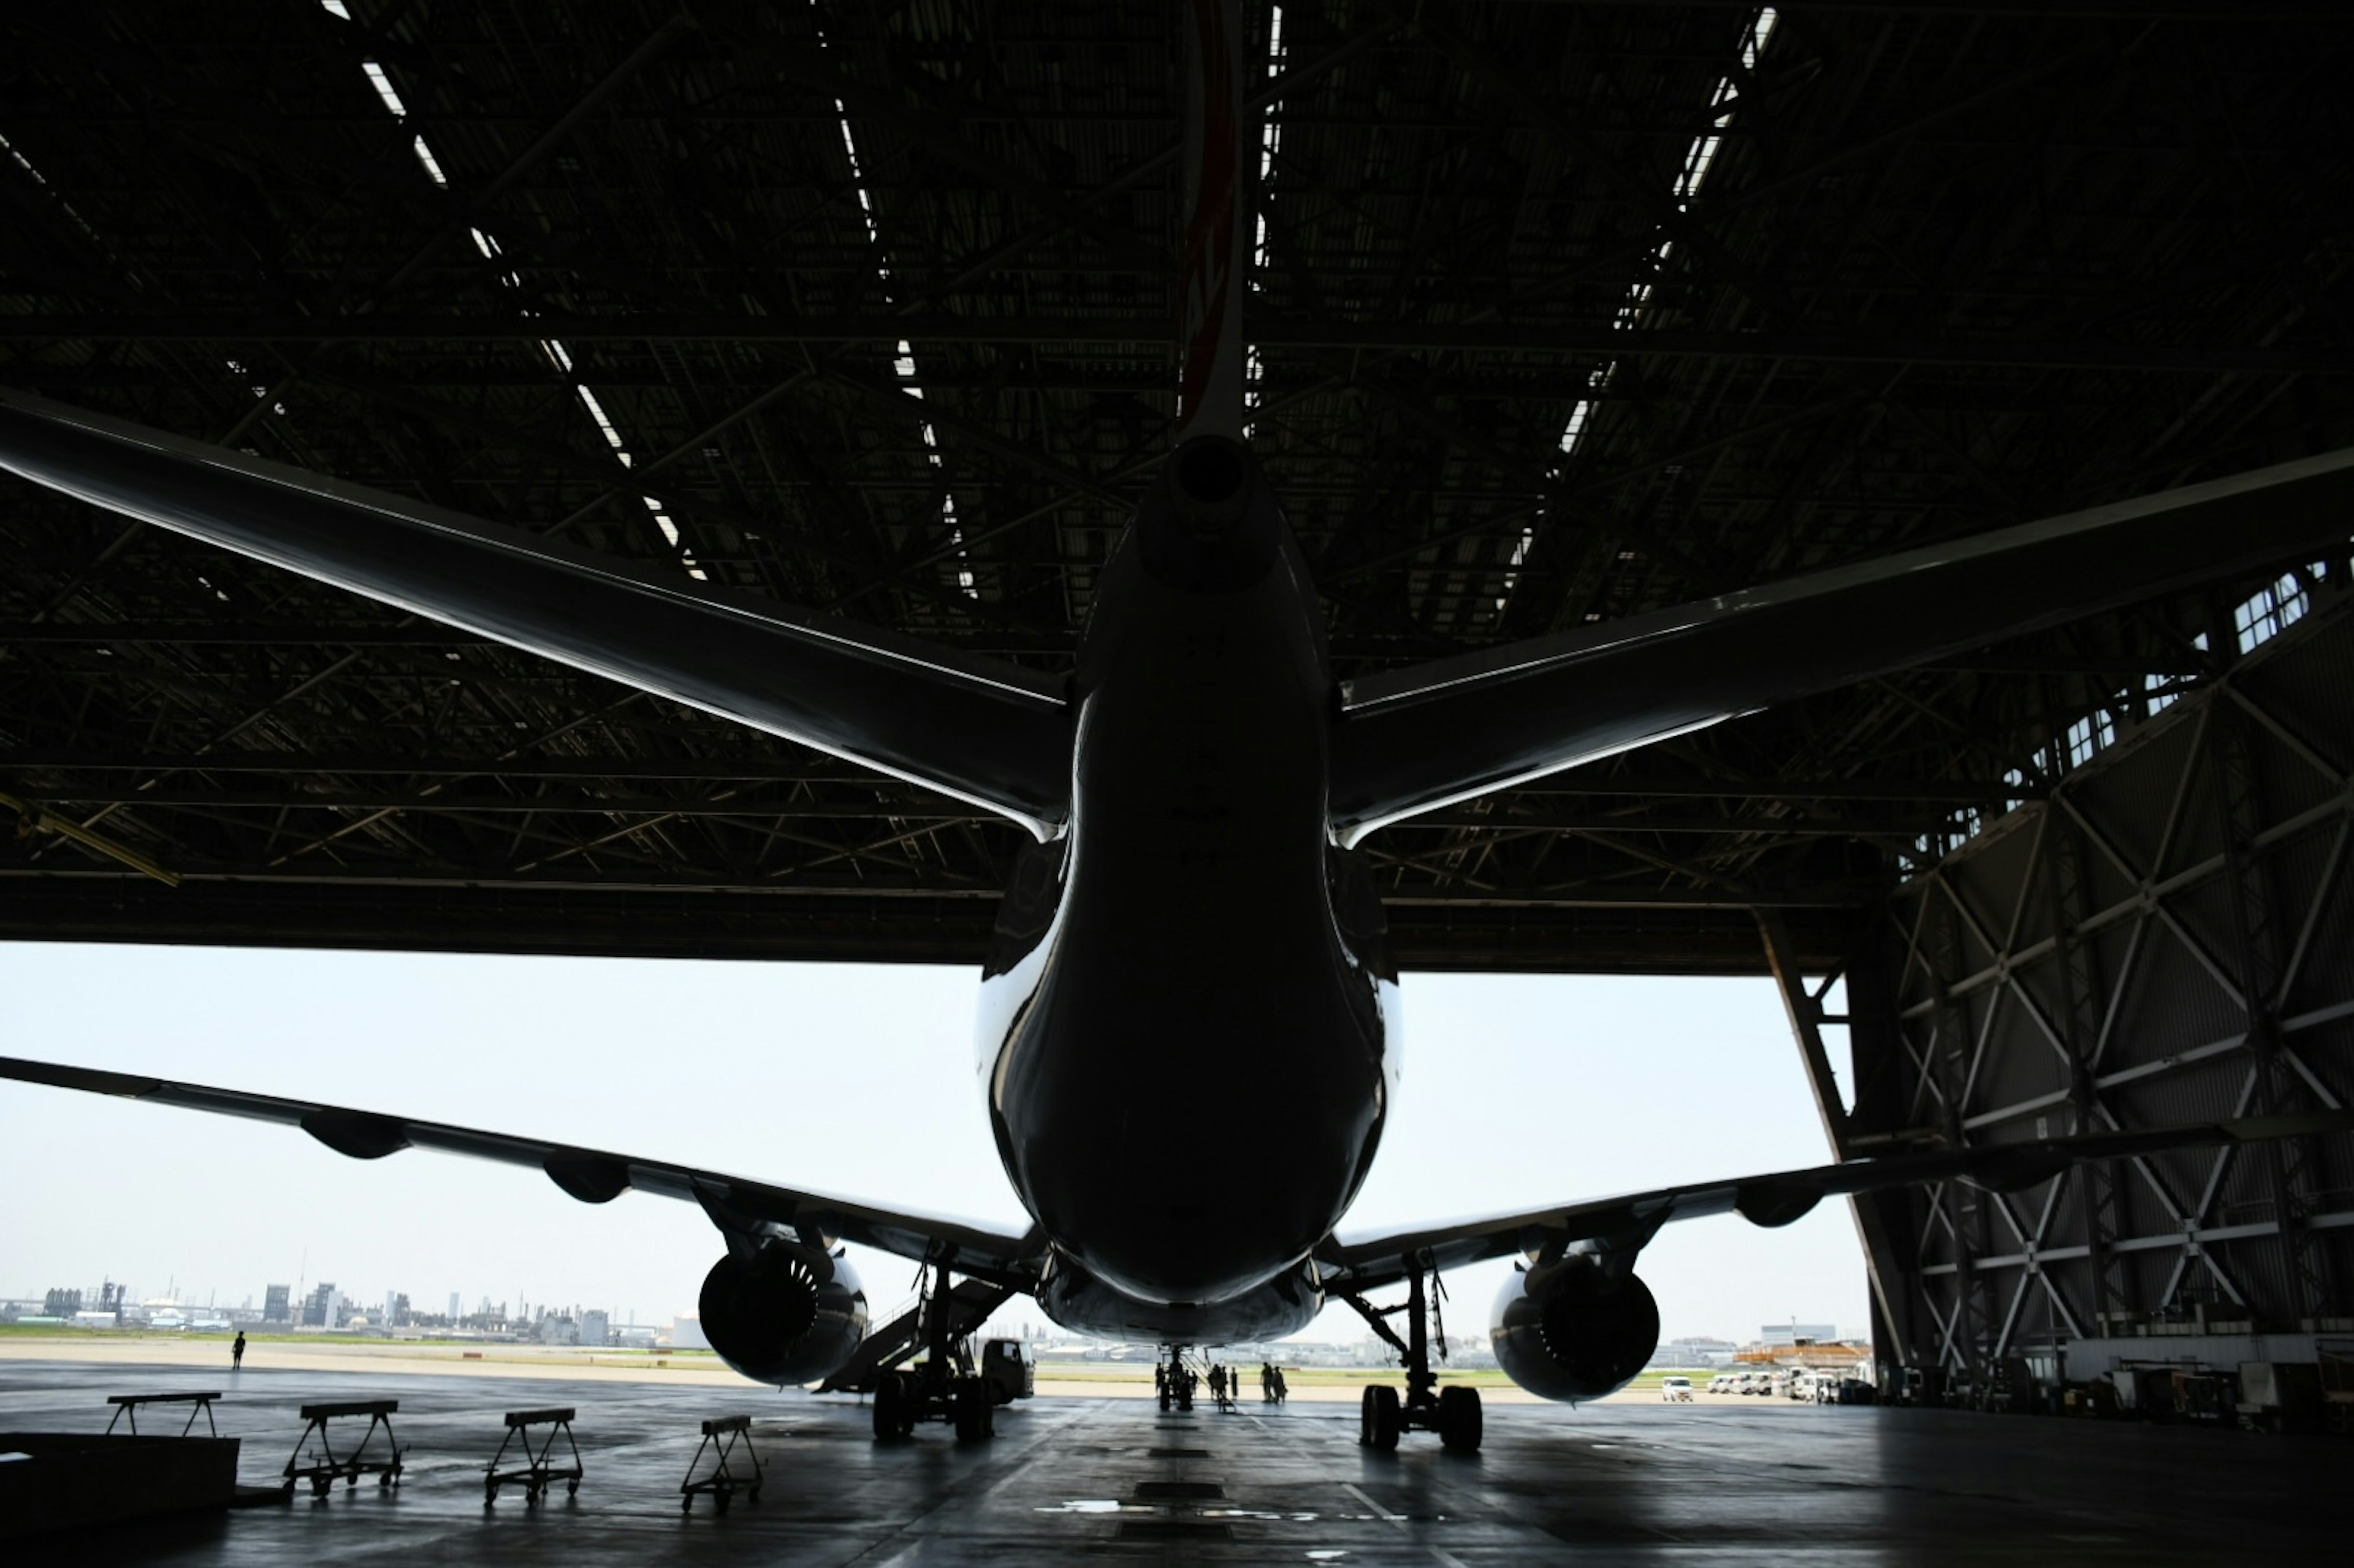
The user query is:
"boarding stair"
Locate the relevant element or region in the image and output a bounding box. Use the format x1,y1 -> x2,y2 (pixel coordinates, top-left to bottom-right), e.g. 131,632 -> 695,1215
817,1277 -> 1012,1394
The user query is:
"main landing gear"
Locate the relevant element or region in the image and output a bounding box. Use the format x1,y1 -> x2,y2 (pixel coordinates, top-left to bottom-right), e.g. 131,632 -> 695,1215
1342,1257 -> 1482,1453
872,1256 -> 998,1445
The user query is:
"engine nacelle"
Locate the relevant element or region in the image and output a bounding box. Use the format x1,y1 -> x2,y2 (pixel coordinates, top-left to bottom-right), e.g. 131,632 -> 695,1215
698,1243 -> 868,1387
1490,1257 -> 1660,1403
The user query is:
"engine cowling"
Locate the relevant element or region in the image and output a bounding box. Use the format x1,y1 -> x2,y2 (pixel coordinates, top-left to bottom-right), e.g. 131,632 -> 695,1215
698,1243 -> 868,1387
1490,1257 -> 1660,1402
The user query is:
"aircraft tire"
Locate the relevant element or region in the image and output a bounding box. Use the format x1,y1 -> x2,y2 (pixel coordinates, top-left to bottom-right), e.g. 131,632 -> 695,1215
1438,1385 -> 1483,1453
1363,1384 -> 1401,1450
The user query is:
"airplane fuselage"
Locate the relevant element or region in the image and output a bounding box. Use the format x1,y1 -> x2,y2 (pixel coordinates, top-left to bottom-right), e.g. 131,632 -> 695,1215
975,440 -> 1400,1342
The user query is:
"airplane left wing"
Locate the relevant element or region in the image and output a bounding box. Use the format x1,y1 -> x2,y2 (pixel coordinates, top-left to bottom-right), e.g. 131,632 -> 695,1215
1316,1109 -> 2354,1293
0,1053 -> 1044,1288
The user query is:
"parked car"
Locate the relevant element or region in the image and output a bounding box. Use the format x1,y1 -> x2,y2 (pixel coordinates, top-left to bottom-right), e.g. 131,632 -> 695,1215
1707,1374 -> 1739,1395
1660,1376 -> 1694,1402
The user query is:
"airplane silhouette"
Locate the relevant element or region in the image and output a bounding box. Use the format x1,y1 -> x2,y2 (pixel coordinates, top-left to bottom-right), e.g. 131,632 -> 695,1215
3,1 -> 2350,1450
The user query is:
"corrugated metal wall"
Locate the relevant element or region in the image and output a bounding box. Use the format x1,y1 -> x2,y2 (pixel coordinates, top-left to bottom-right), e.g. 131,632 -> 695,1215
1865,602 -> 2354,1379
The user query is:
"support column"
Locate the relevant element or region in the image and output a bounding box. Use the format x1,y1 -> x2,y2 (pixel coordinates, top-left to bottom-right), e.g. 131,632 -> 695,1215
1758,910 -> 1914,1372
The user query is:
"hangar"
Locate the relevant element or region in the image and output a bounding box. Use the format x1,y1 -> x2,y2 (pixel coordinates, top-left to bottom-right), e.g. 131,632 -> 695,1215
2,0 -> 2350,1547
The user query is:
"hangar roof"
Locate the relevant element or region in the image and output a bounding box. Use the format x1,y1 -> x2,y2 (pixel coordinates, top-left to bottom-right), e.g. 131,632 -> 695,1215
2,1 -> 2350,973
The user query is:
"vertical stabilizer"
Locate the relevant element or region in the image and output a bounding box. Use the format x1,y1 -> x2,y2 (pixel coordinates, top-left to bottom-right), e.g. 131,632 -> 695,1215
1177,0 -> 1249,441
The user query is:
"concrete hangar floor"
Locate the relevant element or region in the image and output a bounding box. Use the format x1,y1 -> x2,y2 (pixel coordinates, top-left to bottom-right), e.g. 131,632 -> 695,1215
6,1360 -> 2342,1565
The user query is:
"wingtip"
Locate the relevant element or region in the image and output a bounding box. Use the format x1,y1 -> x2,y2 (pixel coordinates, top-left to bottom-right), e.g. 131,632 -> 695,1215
0,1054 -> 164,1098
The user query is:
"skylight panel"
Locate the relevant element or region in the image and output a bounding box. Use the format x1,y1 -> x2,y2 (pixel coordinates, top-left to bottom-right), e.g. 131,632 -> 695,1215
360,61 -> 409,120
815,0 -> 973,599
411,136 -> 448,187
1245,6 -> 1287,435
576,386 -> 628,459
1,130 -> 102,243
1554,7 -> 1774,468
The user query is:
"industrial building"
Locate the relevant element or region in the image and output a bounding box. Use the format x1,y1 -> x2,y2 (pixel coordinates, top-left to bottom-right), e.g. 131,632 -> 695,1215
2,0 -> 2350,1557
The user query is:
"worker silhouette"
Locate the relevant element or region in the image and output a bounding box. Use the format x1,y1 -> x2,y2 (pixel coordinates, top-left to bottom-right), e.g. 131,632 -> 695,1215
1260,1360 -> 1274,1402
231,1331 -> 246,1370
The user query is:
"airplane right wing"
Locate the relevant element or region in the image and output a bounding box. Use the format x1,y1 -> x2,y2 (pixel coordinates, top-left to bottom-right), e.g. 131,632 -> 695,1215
1328,447 -> 2354,843
1317,1109 -> 2354,1292
0,389 -> 1072,837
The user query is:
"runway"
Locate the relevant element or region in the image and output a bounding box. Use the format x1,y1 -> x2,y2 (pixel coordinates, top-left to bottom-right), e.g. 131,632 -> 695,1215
2,1358 -> 2338,1564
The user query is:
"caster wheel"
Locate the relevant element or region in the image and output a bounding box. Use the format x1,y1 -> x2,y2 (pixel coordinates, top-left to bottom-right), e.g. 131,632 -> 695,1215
682,1498 -> 695,1516
748,1486 -> 763,1503
715,1491 -> 731,1517
568,1482 -> 579,1498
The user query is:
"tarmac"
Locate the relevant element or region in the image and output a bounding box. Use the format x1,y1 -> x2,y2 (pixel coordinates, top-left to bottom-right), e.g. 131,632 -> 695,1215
2,1353 -> 2342,1564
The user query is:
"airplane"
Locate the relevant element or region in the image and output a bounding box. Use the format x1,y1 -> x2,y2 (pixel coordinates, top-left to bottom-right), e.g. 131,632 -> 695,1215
4,1 -> 2352,1452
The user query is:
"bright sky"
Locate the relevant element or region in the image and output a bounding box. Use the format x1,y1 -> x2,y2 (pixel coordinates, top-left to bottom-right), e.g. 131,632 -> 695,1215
0,942 -> 1867,1347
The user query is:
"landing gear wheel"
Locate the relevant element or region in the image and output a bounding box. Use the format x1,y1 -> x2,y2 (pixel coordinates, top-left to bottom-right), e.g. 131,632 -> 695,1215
1438,1385 -> 1484,1453
874,1371 -> 908,1442
1362,1383 -> 1401,1450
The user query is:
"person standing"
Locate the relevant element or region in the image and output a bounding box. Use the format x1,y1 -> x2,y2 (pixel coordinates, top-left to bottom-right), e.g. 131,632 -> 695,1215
231,1331 -> 246,1370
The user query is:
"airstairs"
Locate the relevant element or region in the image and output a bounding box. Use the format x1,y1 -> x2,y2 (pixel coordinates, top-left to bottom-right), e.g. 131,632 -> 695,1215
817,1277 -> 1012,1394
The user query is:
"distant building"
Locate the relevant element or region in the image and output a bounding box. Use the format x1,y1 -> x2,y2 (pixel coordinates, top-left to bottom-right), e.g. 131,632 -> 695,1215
672,1314 -> 710,1351
264,1285 -> 291,1323
303,1283 -> 341,1328
42,1287 -> 82,1317
448,1292 -> 461,1323
1759,1323 -> 1838,1346
387,1292 -> 409,1328
579,1310 -> 609,1349
1652,1336 -> 1737,1368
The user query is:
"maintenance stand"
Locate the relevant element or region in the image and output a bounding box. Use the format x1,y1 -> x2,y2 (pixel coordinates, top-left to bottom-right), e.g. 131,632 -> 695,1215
283,1399 -> 403,1498
484,1407 -> 582,1505
104,1391 -> 220,1437
680,1414 -> 763,1515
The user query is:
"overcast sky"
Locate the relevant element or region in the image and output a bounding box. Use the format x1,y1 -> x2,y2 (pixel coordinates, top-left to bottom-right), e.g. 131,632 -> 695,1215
0,942 -> 1868,1345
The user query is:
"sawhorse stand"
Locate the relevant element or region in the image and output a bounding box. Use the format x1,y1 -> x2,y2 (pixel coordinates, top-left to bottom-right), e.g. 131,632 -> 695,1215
105,1391 -> 221,1437
680,1414 -> 762,1515
485,1407 -> 582,1505
283,1400 -> 402,1499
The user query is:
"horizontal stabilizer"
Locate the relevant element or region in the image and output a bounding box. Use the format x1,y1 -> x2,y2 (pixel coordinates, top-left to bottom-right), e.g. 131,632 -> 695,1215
0,389 -> 1071,834
1330,447 -> 2354,840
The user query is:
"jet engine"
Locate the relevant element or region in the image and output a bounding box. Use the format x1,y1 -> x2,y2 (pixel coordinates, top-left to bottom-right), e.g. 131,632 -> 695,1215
1490,1255 -> 1660,1402
698,1242 -> 868,1387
